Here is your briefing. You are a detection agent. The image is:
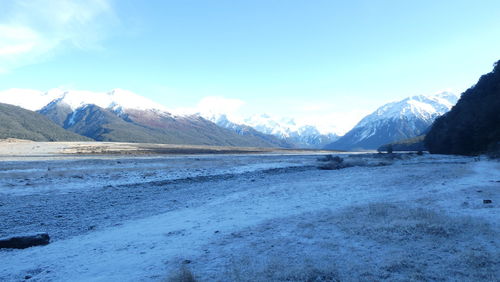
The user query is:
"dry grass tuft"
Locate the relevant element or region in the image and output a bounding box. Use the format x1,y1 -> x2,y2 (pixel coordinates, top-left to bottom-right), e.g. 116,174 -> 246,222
224,255 -> 340,282
167,265 -> 196,282
336,203 -> 494,242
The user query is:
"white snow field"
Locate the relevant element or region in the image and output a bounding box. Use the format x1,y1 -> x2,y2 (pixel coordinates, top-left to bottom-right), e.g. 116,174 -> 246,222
0,153 -> 499,281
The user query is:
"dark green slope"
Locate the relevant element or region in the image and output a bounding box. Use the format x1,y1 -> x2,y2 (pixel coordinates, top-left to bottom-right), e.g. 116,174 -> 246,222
425,61 -> 500,155
0,103 -> 90,141
55,105 -> 185,143
227,123 -> 291,148
41,104 -> 287,147
123,109 -> 289,147
39,100 -> 73,126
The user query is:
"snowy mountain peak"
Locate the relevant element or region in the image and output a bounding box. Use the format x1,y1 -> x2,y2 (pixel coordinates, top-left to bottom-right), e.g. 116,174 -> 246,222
54,89 -> 168,113
243,114 -> 294,138
356,92 -> 458,129
201,112 -> 339,148
0,88 -> 169,113
326,92 -> 458,150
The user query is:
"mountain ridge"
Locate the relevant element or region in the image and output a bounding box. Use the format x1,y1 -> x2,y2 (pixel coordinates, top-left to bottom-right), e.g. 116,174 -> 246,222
0,103 -> 91,142
203,113 -> 339,149
0,88 -> 460,149
37,97 -> 288,147
325,92 -> 458,150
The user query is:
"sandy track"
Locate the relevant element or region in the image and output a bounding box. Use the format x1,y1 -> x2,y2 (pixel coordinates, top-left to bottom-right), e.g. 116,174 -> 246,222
0,141 -> 334,158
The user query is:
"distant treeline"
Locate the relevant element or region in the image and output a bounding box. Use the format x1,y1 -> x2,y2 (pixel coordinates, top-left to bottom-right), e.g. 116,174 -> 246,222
378,135 -> 425,152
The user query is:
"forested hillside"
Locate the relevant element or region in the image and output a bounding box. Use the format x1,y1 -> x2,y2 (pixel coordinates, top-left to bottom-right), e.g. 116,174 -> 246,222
0,103 -> 90,141
425,61 -> 500,155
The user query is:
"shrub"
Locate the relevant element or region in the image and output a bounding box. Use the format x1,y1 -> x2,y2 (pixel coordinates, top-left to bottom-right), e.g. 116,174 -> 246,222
486,143 -> 500,159
387,144 -> 393,154
317,155 -> 336,162
318,156 -> 348,170
168,266 -> 196,282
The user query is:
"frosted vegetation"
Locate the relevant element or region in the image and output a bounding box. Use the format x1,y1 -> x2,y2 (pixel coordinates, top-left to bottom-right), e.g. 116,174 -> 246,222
0,153 -> 498,281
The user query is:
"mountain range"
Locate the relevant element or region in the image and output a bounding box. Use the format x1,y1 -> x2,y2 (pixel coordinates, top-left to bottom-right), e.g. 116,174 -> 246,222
0,88 -> 458,150
203,113 -> 339,149
325,92 -> 458,150
35,90 -> 287,147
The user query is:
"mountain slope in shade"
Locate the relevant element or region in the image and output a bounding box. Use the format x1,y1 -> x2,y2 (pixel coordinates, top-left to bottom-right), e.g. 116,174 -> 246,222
1,88 -> 333,148
0,103 -> 90,141
38,93 -> 287,147
425,61 -> 500,155
204,113 -> 339,149
325,92 -> 458,150
122,109 -> 289,147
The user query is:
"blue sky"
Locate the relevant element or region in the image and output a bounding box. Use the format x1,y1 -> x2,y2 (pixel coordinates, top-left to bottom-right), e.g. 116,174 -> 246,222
0,0 -> 499,133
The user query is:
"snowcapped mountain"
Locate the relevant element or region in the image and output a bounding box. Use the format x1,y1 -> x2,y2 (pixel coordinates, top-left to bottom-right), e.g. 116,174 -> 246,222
325,92 -> 458,150
0,88 -> 168,113
0,87 -> 456,149
37,91 -> 287,147
243,114 -> 340,148
243,114 -> 293,138
0,89 -> 289,147
0,88 -> 338,148
204,113 -> 339,149
203,113 -> 292,148
53,89 -> 168,113
39,89 -> 175,128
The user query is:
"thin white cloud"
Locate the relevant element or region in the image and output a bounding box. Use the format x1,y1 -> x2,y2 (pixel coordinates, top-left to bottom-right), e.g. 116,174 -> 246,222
171,96 -> 246,120
197,96 -> 246,116
294,111 -> 367,135
0,88 -> 64,110
277,100 -> 370,135
0,0 -> 116,73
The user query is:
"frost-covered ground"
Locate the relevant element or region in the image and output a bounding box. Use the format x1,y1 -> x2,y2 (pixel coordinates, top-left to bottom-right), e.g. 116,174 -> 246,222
0,153 -> 498,281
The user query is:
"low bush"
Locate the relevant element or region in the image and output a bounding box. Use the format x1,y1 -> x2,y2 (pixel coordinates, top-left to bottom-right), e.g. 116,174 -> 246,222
317,155 -> 337,162
317,156 -> 350,170
168,266 -> 196,282
486,149 -> 500,160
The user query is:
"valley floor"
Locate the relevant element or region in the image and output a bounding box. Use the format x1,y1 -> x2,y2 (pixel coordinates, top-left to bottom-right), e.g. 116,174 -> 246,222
0,153 -> 499,281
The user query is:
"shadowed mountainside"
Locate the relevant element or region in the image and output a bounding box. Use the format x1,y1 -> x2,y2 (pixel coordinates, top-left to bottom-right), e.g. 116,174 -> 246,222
0,103 -> 90,142
39,103 -> 290,147
425,61 -> 500,155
